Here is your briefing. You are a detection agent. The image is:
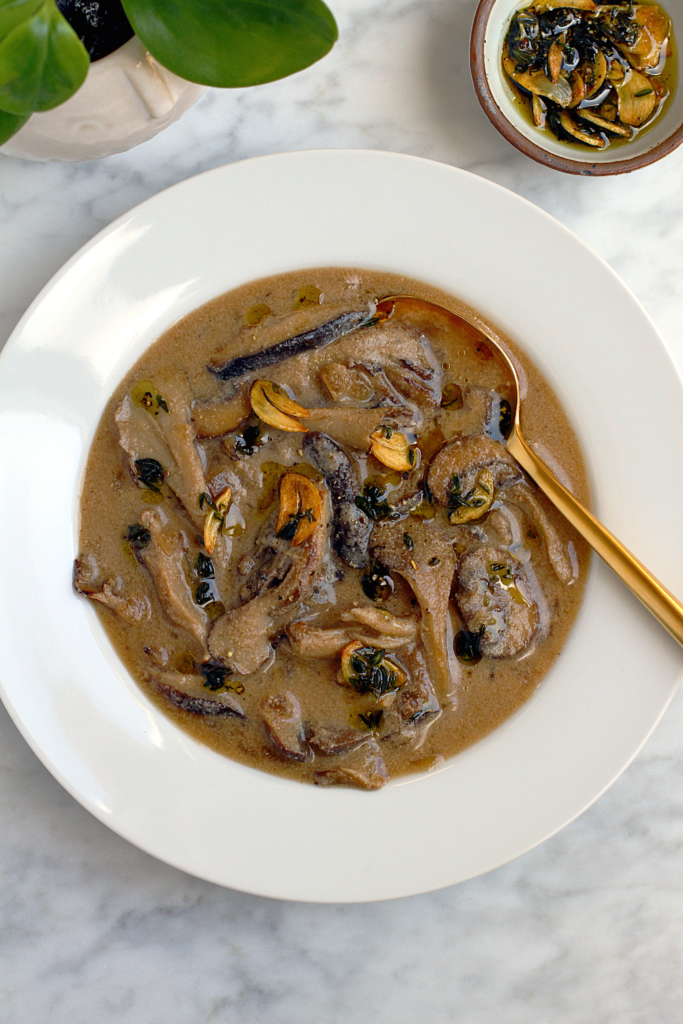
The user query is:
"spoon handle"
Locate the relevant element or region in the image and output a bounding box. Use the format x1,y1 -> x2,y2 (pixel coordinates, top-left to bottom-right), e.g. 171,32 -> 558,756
508,428 -> 683,648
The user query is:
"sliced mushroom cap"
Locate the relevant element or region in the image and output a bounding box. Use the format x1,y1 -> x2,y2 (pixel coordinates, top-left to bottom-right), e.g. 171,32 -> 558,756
73,564 -> 152,625
558,110 -> 607,147
503,56 -> 573,106
615,67 -> 658,125
456,547 -> 537,658
207,491 -> 331,674
371,519 -> 458,703
307,725 -> 369,756
305,406 -> 397,450
313,740 -> 389,789
618,5 -> 670,69
319,362 -> 375,403
581,49 -> 608,97
153,672 -> 245,718
302,431 -> 373,569
191,385 -> 251,438
548,40 -> 563,84
260,691 -> 311,762
575,107 -> 632,136
115,377 -> 207,532
287,621 -> 352,659
427,435 -> 521,506
139,508 -> 209,658
535,0 -> 596,9
568,69 -> 586,107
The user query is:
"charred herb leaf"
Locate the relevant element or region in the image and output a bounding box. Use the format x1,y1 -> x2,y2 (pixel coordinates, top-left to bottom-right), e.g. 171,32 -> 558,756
196,553 -> 215,578
234,422 -> 261,455
277,508 -> 315,541
125,523 -> 151,549
347,647 -> 399,698
358,709 -> 384,731
507,9 -> 540,68
195,582 -> 214,606
403,532 -> 415,551
354,483 -> 397,521
455,625 -> 486,665
499,399 -> 513,439
447,474 -> 487,512
135,458 -> 165,493
199,661 -> 244,694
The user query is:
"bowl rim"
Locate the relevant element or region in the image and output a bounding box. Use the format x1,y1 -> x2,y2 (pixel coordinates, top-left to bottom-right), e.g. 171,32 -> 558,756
470,0 -> 683,175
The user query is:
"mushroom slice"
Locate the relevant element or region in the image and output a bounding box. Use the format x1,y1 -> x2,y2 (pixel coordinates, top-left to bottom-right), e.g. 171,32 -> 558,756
276,473 -> 323,546
302,431 -> 373,569
260,692 -> 311,762
369,426 -> 420,472
559,111 -> 607,147
568,69 -> 586,108
575,108 -> 632,136
581,50 -> 608,98
153,672 -> 245,718
115,378 -> 208,532
250,379 -> 310,433
341,607 -> 418,644
139,508 -> 209,657
428,435 -> 521,507
548,41 -> 563,84
307,725 -> 368,756
371,519 -> 458,703
313,741 -> 389,790
210,308 -> 377,381
508,486 -> 573,583
615,68 -> 657,125
202,486 -> 232,555
287,622 -> 351,659
532,93 -> 546,125
449,468 -> 495,525
535,0 -> 595,9
208,491 -> 330,673
191,385 -> 251,438
305,406 -> 397,450
319,362 -> 374,403
456,547 -> 538,658
503,57 -> 573,107
73,565 -> 152,625
607,4 -> 670,70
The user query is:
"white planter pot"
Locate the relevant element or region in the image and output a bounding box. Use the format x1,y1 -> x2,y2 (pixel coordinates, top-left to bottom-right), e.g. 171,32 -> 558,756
1,36 -> 205,162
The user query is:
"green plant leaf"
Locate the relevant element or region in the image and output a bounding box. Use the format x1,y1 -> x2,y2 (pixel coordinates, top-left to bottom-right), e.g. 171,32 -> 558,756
0,0 -> 89,115
121,0 -> 338,88
0,0 -> 43,43
0,102 -> 28,142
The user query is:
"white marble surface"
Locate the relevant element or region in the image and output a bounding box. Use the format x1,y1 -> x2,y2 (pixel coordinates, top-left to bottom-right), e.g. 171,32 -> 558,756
2,0 -> 683,1019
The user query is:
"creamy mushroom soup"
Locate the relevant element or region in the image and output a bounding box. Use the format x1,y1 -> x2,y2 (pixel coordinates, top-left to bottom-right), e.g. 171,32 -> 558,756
75,268 -> 590,789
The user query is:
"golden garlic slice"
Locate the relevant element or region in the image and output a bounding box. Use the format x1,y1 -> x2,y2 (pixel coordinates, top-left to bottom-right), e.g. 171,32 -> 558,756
201,486 -> 232,554
276,473 -> 323,546
449,469 -> 495,524
250,380 -> 310,433
369,427 -> 420,472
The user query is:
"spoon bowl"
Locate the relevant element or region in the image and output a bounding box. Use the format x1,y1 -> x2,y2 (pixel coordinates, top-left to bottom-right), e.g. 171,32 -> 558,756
377,294 -> 683,647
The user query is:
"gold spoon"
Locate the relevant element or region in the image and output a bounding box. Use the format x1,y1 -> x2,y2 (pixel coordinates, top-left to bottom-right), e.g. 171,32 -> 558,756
375,294 -> 683,647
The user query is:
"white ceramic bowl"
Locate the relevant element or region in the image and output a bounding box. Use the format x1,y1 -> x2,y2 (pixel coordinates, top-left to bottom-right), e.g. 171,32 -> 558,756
471,0 -> 683,174
1,150 -> 683,902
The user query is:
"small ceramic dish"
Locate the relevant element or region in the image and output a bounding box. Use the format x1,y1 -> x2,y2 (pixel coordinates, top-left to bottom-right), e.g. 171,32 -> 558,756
471,0 -> 683,174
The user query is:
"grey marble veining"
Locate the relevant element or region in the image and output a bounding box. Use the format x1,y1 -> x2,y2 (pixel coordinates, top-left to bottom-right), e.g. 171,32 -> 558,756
2,0 -> 683,1020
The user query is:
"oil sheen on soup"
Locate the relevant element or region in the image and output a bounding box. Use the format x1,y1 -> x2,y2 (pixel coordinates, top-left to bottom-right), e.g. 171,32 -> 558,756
75,268 -> 590,790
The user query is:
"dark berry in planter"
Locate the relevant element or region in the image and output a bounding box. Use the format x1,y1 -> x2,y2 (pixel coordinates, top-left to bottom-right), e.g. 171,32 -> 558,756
56,0 -> 134,62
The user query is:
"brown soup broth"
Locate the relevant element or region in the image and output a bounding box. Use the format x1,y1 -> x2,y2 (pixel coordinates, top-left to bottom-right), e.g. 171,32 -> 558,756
76,268 -> 591,788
